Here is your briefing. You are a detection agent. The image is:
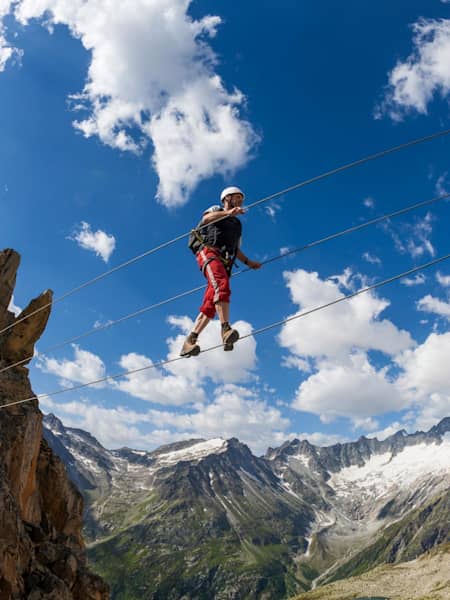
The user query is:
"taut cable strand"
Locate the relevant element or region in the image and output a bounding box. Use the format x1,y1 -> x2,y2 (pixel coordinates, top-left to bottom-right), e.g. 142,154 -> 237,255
1,128 -> 449,337
2,251 -> 450,410
1,191 -> 448,375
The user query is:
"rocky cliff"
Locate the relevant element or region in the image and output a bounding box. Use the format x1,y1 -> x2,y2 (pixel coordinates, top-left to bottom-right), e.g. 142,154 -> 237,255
0,248 -> 109,599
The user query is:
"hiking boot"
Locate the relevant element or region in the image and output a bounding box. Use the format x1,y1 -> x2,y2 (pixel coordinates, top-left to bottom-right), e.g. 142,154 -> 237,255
222,324 -> 239,351
180,333 -> 200,358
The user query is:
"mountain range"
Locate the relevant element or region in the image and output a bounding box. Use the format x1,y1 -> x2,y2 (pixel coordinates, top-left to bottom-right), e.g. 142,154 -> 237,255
43,413 -> 450,599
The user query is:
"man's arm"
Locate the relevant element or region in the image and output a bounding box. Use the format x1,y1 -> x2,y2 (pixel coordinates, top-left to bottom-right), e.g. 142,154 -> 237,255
201,206 -> 245,225
236,248 -> 261,270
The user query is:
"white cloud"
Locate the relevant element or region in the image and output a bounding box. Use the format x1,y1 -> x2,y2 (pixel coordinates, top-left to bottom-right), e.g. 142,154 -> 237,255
69,221 -> 116,263
278,268 -> 414,361
93,318 -> 113,329
352,416 -> 379,431
0,2 -> 18,71
377,18 -> 450,120
42,385 -> 297,455
363,197 -> 375,209
396,332 -> 450,400
265,201 -> 282,221
382,213 -> 435,259
165,315 -> 257,384
371,421 -> 407,441
147,384 -> 291,455
395,332 -> 450,431
278,267 -> 415,427
417,294 -> 450,319
7,294 -> 21,316
38,344 -> 107,387
41,397 -> 179,449
436,271 -> 450,287
401,273 -> 426,286
292,353 -> 406,423
281,355 -> 312,373
435,172 -> 449,196
2,0 -> 258,207
114,352 -> 205,406
405,213 -> 435,258
38,308 -> 257,407
412,393 -> 450,432
362,251 -> 381,265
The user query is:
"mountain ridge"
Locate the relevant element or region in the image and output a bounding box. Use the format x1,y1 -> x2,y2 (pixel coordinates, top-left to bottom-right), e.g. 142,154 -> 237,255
43,413 -> 450,598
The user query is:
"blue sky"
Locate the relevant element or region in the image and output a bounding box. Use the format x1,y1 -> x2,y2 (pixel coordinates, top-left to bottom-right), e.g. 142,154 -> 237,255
2,0 -> 450,454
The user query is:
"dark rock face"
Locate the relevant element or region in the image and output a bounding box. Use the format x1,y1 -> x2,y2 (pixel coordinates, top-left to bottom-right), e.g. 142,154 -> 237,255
0,249 -> 109,599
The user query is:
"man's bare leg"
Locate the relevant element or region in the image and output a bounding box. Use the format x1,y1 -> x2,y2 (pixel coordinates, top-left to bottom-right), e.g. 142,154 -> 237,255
180,312 -> 210,357
192,312 -> 211,335
216,301 -> 230,324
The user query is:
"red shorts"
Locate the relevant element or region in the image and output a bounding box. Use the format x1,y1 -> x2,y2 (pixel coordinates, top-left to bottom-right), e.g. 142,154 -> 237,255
196,248 -> 231,319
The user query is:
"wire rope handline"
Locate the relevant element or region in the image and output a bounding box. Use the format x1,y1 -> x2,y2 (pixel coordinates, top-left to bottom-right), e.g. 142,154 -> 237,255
1,191 -> 449,375
2,251 -> 450,411
1,127 -> 450,338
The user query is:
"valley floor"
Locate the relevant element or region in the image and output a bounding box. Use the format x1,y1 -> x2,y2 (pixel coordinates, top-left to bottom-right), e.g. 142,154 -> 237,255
293,543 -> 450,600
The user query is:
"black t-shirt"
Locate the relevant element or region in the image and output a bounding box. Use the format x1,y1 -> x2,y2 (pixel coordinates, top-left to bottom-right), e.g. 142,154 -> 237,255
199,205 -> 242,256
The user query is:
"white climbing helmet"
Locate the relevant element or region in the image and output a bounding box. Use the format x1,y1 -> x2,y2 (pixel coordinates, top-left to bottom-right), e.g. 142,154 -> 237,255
220,186 -> 245,204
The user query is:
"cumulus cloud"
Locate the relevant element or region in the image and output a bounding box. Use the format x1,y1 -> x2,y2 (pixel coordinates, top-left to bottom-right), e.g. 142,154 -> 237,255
38,306 -> 258,410
114,352 -> 205,406
278,267 -> 415,427
376,18 -> 450,120
396,332 -> 450,399
39,346 -> 206,407
292,353 -> 405,423
417,294 -> 450,319
401,273 -> 426,286
371,421 -> 408,441
38,345 -> 107,387
0,2 -> 18,71
40,397 -> 182,449
278,268 -> 414,361
436,271 -> 450,287
1,0 -> 258,207
412,393 -> 450,431
147,384 -> 292,455
395,332 -> 450,430
69,221 -> 116,263
42,385 -> 297,455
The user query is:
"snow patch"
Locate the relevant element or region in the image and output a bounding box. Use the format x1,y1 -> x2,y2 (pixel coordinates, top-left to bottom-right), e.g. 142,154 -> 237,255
157,438 -> 227,465
330,440 -> 450,499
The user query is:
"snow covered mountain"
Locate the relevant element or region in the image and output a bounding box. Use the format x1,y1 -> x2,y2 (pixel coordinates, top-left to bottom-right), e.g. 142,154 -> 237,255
43,414 -> 450,599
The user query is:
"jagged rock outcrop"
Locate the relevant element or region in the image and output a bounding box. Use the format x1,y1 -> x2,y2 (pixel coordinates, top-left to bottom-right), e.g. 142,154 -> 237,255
0,249 -> 109,599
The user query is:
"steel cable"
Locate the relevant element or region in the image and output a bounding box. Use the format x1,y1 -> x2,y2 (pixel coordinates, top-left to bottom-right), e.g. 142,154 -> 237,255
1,191 -> 448,375
2,251 -> 450,410
1,128 -> 449,337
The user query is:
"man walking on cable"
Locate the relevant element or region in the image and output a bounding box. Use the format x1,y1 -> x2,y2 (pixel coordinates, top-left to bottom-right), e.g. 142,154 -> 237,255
180,186 -> 261,357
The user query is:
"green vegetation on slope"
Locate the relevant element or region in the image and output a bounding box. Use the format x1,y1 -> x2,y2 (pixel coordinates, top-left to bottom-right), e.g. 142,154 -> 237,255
291,542 -> 450,600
